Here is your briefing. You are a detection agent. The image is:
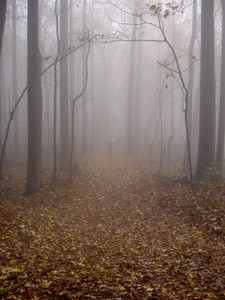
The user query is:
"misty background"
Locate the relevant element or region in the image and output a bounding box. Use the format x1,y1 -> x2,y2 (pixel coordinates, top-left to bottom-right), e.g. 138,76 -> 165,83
0,0 -> 223,193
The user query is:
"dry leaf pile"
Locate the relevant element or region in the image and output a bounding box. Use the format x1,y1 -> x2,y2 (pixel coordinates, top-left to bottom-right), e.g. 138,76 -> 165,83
0,158 -> 225,299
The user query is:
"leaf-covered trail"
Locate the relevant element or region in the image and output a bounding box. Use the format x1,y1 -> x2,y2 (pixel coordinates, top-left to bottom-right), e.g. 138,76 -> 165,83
0,157 -> 225,299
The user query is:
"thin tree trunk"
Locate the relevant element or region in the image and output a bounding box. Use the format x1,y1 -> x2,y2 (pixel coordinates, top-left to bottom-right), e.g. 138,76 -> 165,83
12,0 -> 20,161
183,0 -> 197,173
0,0 -> 7,167
127,1 -> 138,156
70,41 -> 90,180
59,0 -> 70,171
52,0 -> 60,182
82,0 -> 87,157
0,29 -> 96,177
158,68 -> 165,175
133,4 -> 143,155
158,14 -> 194,187
69,0 -> 75,115
167,15 -> 175,170
90,3 -> 95,154
90,39 -> 95,153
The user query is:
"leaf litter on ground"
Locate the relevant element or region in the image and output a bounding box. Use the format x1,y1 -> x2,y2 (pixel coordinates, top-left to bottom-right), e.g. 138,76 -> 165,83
0,157 -> 225,299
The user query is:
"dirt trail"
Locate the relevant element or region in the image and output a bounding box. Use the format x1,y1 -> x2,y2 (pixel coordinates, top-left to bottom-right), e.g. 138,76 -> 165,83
0,157 -> 225,299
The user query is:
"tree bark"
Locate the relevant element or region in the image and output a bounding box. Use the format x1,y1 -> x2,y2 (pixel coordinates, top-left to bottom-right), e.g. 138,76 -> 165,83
59,0 -> 70,171
0,0 -> 7,60
26,0 -> 43,195
52,0 -> 60,182
0,0 -> 7,161
127,1 -> 138,156
216,0 -> 225,173
82,0 -> 87,157
183,0 -> 197,173
90,5 -> 95,153
195,0 -> 215,180
70,41 -> 90,180
133,0 -> 143,155
12,0 -> 20,161
167,15 -> 175,170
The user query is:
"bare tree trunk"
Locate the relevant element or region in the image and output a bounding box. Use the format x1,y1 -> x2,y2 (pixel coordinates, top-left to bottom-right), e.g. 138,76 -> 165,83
0,26 -> 95,177
133,3 -> 143,155
183,0 -> 197,174
82,0 -> 87,157
127,1 -> 138,156
69,0 -> 75,116
102,43 -> 109,144
52,0 -> 60,182
167,15 -> 175,170
90,35 -> 95,154
158,68 -> 166,175
158,14 -> 194,187
12,0 -> 20,161
216,0 -> 225,173
70,41 -> 90,180
0,0 -> 7,165
59,0 -> 70,171
0,0 -> 6,60
195,0 -> 215,180
70,100 -> 76,180
26,0 -> 43,195
90,3 -> 96,154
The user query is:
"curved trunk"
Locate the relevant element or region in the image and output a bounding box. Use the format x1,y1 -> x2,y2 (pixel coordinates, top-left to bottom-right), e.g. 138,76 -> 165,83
183,0 -> 197,173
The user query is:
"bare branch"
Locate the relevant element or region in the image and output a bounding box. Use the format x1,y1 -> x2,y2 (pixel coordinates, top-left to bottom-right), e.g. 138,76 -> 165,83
72,39 -> 91,103
0,33 -> 98,176
106,14 -> 146,26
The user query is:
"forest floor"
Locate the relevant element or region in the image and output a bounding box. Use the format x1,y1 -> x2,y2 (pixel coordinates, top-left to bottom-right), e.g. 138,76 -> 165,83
0,157 -> 225,299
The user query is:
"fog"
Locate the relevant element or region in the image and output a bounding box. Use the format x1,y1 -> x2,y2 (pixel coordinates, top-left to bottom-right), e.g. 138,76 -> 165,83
0,0 -> 223,181
1,2 -> 225,297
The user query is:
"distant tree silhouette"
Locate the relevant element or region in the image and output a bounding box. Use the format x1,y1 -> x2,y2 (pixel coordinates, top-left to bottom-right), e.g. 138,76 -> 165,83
216,0 -> 225,174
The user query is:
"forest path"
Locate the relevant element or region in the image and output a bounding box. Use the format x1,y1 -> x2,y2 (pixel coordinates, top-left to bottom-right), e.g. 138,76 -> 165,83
0,157 -> 225,299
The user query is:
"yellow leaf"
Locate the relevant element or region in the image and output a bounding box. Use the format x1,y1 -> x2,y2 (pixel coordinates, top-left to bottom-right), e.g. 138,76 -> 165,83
144,286 -> 153,293
95,264 -> 104,271
0,274 -> 9,280
118,285 -> 126,291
